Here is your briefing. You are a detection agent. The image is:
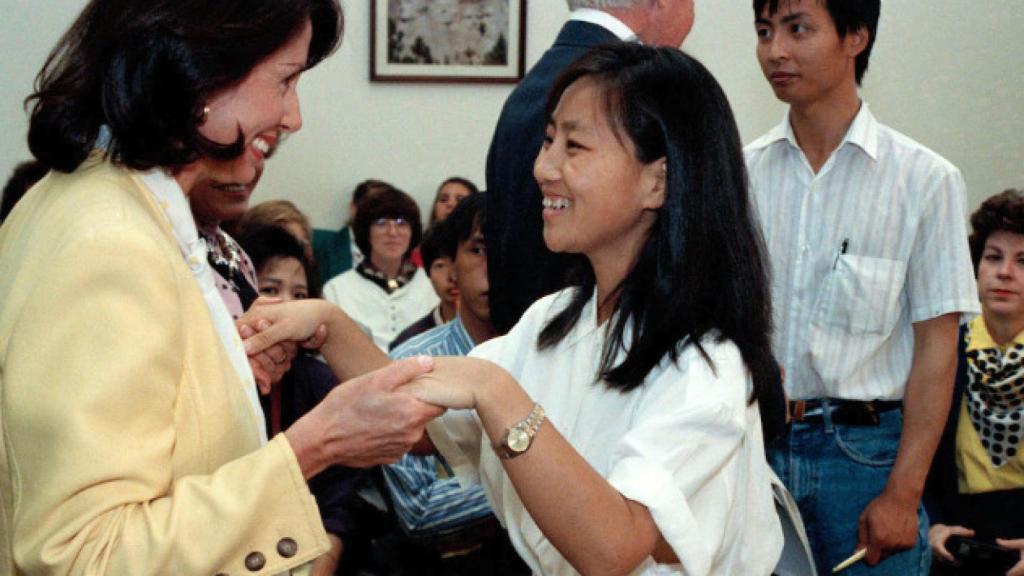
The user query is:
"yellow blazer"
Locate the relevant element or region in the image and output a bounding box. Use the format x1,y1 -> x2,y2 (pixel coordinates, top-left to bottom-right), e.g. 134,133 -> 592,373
0,157 -> 329,574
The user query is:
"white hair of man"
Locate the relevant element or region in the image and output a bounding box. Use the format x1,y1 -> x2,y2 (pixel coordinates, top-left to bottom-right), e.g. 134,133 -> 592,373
564,0 -> 693,49
566,0 -> 643,9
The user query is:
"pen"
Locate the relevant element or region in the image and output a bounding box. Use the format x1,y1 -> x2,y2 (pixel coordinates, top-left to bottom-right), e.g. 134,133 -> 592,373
833,238 -> 849,269
832,548 -> 867,573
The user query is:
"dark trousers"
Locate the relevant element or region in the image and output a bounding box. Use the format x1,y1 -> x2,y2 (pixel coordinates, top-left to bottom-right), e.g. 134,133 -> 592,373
368,527 -> 529,576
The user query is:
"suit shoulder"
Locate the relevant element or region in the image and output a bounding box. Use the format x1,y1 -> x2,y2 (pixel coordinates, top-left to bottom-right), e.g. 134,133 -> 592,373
3,161 -> 172,263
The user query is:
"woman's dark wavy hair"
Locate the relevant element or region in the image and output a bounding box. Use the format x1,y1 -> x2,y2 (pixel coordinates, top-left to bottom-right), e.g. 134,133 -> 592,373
537,43 -> 780,405
969,189 -> 1024,274
26,0 -> 344,173
353,187 -> 423,264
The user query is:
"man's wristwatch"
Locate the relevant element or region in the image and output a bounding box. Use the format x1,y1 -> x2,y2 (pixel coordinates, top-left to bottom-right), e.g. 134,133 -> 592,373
494,403 -> 545,459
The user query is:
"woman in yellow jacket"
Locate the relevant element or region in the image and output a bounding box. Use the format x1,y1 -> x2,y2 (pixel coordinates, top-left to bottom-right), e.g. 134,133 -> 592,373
0,1 -> 440,573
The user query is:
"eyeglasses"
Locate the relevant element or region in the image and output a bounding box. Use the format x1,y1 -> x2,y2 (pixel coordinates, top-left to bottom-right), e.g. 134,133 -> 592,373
371,217 -> 412,231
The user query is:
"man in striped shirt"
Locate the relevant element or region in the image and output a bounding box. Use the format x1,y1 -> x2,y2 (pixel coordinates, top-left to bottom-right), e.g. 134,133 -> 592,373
746,1 -> 979,575
386,194 -> 526,573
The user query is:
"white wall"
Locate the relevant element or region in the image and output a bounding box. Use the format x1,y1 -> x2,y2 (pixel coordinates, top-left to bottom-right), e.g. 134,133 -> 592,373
2,1 -> 1022,230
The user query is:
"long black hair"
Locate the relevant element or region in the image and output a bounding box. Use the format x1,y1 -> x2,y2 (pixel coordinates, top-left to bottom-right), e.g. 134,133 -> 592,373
538,43 -> 780,407
26,0 -> 343,173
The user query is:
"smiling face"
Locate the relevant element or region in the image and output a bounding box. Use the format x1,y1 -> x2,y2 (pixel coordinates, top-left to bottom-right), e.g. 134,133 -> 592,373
186,19 -> 311,206
257,256 -> 309,302
754,0 -> 864,107
433,181 -> 472,223
369,217 -> 413,267
189,161 -> 270,226
533,77 -> 664,271
978,230 -> 1024,323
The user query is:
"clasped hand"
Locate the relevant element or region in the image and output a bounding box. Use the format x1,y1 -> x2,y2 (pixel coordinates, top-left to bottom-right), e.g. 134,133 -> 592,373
236,298 -> 330,392
234,303 -> 517,472
236,299 -> 456,472
399,356 -> 512,411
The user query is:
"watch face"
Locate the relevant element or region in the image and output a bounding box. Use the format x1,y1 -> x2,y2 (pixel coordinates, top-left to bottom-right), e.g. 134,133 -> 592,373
507,428 -> 531,452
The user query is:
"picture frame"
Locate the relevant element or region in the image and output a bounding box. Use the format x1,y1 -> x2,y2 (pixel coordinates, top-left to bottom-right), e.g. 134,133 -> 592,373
371,0 -> 526,84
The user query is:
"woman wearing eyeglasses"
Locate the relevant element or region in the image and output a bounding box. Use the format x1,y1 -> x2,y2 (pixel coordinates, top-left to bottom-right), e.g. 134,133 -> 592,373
323,187 -> 439,350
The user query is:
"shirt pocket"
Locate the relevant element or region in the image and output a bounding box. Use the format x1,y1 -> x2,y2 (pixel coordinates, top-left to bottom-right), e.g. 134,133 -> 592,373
808,255 -> 906,386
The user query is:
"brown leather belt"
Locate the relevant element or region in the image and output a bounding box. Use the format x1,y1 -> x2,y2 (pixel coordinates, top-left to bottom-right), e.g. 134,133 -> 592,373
789,398 -> 902,426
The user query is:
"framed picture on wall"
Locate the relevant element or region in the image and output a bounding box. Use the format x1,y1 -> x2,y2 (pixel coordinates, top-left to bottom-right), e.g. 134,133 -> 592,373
371,0 -> 526,83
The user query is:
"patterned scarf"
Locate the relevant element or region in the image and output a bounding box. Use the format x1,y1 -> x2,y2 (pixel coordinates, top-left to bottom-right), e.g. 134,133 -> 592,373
200,227 -> 258,311
964,316 -> 1024,468
356,260 -> 417,294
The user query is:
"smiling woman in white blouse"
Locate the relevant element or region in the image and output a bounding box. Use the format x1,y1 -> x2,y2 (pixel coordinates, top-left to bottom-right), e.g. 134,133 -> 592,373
404,44 -> 785,575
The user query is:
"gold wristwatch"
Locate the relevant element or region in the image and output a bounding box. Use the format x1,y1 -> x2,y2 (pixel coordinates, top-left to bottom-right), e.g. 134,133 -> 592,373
495,403 -> 545,459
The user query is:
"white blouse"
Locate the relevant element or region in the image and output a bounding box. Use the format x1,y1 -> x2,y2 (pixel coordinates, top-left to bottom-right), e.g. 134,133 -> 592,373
427,289 -> 783,575
322,268 -> 439,350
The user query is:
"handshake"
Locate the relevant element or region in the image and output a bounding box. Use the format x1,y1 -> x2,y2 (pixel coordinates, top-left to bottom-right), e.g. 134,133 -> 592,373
234,298 -> 498,478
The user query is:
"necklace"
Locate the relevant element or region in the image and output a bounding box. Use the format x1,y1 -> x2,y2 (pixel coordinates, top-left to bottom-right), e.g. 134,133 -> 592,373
201,228 -> 243,274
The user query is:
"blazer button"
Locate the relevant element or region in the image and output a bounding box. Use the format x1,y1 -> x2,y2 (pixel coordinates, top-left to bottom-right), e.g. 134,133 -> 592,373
277,537 -> 298,558
244,551 -> 266,571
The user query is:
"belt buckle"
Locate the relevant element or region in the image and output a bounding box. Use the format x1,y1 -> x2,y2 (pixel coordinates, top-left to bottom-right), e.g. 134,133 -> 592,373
833,401 -> 881,426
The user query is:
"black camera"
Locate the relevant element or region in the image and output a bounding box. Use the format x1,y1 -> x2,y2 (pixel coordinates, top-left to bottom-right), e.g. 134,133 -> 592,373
945,535 -> 1018,575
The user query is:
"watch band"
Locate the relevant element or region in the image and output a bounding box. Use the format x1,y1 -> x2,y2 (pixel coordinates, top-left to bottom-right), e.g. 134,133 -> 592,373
495,403 -> 545,459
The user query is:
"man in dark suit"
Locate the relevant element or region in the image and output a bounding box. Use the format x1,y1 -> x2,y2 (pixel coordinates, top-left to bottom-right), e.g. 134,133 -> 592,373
484,0 -> 695,334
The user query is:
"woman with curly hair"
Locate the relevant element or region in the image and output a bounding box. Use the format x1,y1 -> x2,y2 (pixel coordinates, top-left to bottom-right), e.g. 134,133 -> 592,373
926,189 -> 1024,575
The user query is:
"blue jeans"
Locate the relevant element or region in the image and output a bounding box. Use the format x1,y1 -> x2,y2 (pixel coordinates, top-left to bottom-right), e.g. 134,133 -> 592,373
767,404 -> 931,576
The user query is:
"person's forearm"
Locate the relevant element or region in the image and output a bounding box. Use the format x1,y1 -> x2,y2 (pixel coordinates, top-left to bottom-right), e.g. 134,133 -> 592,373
320,304 -> 389,380
886,314 -> 959,502
285,415 -> 330,479
474,372 -> 661,575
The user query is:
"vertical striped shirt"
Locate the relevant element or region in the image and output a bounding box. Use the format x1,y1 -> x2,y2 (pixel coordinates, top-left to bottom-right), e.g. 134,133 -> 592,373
385,317 -> 496,536
745,103 -> 980,400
